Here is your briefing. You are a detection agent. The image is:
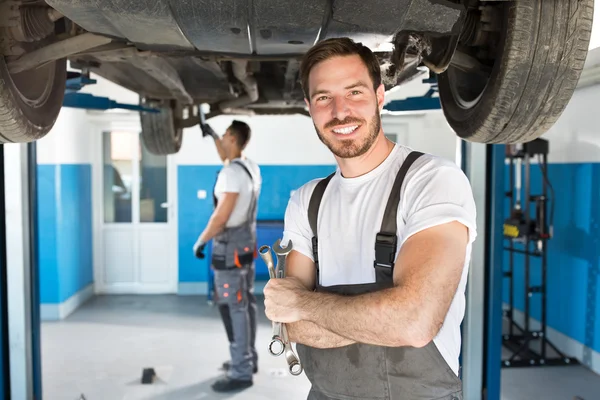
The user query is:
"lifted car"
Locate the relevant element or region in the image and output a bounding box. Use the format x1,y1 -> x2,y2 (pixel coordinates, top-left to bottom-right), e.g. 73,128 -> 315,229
0,0 -> 594,154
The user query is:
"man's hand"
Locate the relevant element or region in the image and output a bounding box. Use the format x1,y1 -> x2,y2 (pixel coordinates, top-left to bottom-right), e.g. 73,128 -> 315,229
200,123 -> 219,140
264,277 -> 310,323
263,250 -> 355,348
201,123 -> 227,161
193,237 -> 206,259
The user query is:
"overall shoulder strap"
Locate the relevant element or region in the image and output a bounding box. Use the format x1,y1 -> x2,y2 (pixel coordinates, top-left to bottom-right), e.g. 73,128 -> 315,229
374,151 -> 424,269
308,172 -> 335,236
307,171 -> 335,282
212,169 -> 221,209
214,161 -> 251,209
231,159 -> 253,183
231,159 -> 258,225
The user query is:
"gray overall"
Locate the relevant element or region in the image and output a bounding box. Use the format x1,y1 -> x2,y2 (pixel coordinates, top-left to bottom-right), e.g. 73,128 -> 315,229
297,151 -> 463,400
211,160 -> 258,381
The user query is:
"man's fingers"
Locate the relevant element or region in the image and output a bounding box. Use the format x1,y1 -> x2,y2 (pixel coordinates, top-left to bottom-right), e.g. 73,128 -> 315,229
263,299 -> 277,320
263,279 -> 277,296
264,278 -> 284,291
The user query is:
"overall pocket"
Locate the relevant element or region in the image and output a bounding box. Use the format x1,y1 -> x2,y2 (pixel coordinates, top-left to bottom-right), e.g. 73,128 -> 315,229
234,246 -> 256,267
213,269 -> 247,306
212,229 -> 256,270
211,239 -> 229,270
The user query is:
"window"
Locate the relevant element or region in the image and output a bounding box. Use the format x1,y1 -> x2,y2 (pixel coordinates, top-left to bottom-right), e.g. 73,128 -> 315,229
139,140 -> 168,223
103,131 -> 134,223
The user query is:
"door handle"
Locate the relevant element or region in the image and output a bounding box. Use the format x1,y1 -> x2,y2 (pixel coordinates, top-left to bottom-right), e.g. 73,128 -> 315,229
160,202 -> 171,209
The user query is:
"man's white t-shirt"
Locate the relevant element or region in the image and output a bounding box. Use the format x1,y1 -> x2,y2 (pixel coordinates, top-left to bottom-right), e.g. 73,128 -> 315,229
214,157 -> 262,227
281,144 -> 477,376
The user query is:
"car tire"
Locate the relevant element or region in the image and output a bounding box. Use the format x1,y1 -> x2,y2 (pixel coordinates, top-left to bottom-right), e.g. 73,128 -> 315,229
140,100 -> 183,155
0,56 -> 66,143
438,0 -> 594,144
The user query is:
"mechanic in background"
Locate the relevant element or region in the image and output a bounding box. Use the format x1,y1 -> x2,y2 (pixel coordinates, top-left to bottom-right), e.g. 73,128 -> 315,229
194,120 -> 262,392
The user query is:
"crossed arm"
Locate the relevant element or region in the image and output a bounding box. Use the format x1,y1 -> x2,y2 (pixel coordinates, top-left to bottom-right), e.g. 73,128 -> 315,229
264,220 -> 470,349
283,250 -> 356,349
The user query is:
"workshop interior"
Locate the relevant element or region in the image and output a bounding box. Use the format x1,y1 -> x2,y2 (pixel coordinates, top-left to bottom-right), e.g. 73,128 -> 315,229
1,0 -> 600,399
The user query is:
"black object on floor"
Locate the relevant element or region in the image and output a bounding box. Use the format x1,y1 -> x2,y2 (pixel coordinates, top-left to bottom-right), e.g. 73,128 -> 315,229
211,377 -> 253,392
141,368 -> 156,384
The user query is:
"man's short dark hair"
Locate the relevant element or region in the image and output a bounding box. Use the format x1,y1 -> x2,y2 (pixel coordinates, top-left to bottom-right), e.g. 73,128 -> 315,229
228,120 -> 251,148
299,37 -> 382,99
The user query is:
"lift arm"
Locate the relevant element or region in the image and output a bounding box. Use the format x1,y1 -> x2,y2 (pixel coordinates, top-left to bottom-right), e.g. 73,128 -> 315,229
62,72 -> 159,113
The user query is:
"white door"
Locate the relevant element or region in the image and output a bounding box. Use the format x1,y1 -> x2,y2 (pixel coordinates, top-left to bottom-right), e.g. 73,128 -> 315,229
93,125 -> 178,294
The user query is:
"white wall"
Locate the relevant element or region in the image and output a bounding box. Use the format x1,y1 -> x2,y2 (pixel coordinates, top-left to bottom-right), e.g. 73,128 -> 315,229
39,103 -> 458,169
36,107 -> 96,165
382,111 -> 459,162
540,84 -> 600,164
175,110 -> 459,167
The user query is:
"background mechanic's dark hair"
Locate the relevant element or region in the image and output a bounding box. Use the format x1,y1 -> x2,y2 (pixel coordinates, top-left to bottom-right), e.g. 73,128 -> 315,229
228,120 -> 251,148
299,37 -> 382,99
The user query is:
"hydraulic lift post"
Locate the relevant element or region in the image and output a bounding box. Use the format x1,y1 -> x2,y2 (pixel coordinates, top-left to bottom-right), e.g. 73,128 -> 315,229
1,143 -> 41,400
460,142 -> 505,400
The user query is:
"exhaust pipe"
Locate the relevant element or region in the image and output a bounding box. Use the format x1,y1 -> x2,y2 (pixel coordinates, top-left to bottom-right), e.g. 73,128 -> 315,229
219,60 -> 259,113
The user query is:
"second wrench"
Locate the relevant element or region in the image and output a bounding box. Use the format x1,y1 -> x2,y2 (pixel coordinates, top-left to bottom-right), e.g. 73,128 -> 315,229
272,239 -> 303,375
258,244 -> 284,356
272,238 -> 292,279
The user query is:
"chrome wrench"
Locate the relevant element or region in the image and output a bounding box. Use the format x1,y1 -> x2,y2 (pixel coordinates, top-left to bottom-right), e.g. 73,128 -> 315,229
272,239 -> 303,375
272,238 -> 292,278
282,323 -> 303,376
258,244 -> 284,356
259,244 -> 276,279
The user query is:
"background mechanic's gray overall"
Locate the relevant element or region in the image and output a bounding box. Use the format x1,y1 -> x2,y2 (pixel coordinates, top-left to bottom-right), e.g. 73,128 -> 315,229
297,152 -> 463,400
211,160 -> 258,381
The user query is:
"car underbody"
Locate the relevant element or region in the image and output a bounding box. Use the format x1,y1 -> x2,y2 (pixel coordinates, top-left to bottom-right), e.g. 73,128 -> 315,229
3,0 -> 465,116
0,0 -> 594,153
52,0 -> 464,113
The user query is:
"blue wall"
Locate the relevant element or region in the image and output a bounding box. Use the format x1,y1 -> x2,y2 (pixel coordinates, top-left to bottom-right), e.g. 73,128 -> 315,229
178,164 -> 337,284
501,162 -> 600,354
38,164 -> 93,304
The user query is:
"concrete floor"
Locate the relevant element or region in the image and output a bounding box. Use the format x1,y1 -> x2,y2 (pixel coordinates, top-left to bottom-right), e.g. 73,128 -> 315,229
501,366 -> 600,400
42,295 -> 600,400
42,294 -> 311,400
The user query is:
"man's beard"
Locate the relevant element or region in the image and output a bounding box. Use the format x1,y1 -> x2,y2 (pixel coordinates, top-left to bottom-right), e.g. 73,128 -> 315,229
314,110 -> 381,159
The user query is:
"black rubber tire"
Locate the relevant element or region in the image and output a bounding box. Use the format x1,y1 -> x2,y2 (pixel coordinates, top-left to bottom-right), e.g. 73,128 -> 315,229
438,0 -> 594,144
0,56 -> 66,143
140,102 -> 183,155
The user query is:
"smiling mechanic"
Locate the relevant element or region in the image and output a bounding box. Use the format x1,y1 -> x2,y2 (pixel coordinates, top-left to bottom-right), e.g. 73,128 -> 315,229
263,37 -> 477,400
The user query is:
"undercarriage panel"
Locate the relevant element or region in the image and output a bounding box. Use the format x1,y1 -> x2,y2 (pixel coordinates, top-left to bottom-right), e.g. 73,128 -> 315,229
43,0 -> 463,112
45,0 -> 463,54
